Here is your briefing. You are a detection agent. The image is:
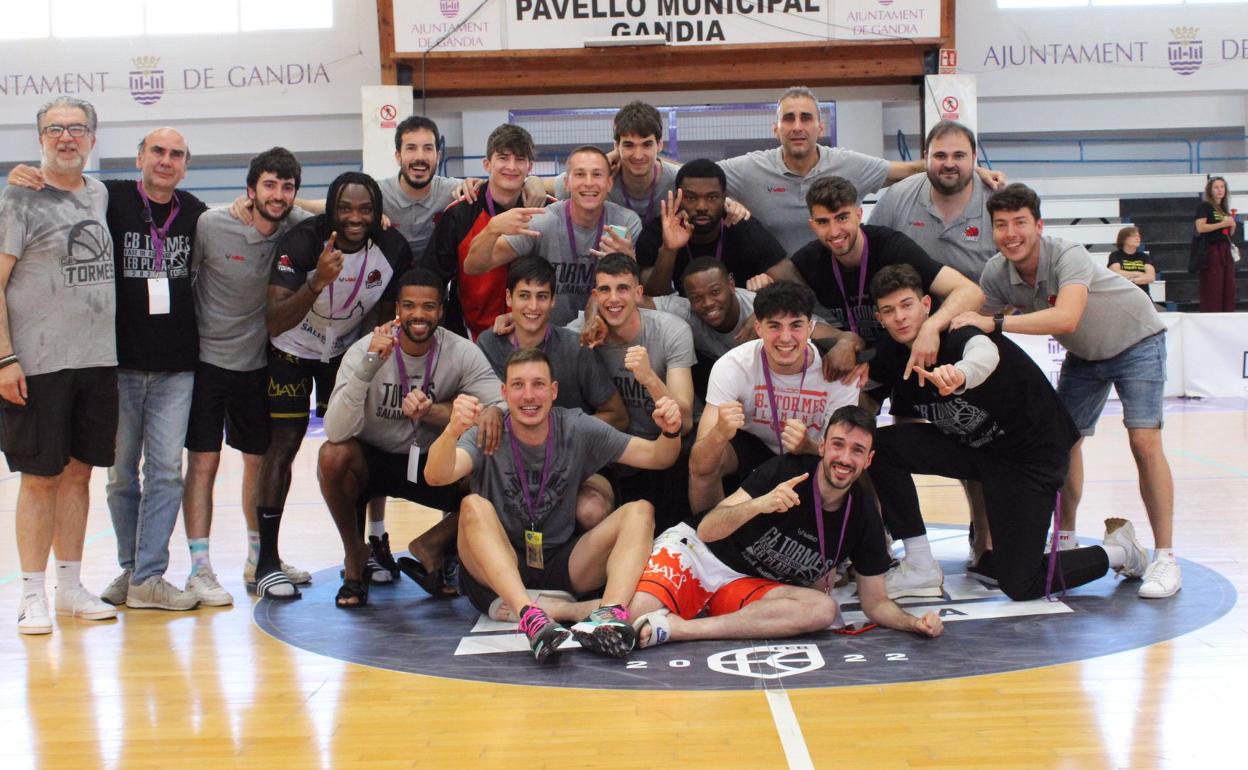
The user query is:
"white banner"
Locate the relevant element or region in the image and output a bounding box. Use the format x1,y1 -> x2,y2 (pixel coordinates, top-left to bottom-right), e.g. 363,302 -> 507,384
0,0 -> 378,126
958,0 -> 1248,97
1179,313 -> 1248,399
924,74 -> 978,139
392,0 -> 941,52
362,87 -> 415,179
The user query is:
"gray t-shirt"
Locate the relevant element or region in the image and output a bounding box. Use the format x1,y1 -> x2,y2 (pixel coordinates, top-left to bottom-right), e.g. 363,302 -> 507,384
592,308 -> 696,438
719,146 -> 890,257
477,325 -> 618,413
653,287 -> 756,361
323,326 -> 503,454
868,173 -> 994,281
554,163 -> 678,224
0,179 -> 116,376
192,207 -> 311,371
979,236 -> 1165,361
458,406 -> 632,549
378,174 -> 460,258
502,200 -> 642,326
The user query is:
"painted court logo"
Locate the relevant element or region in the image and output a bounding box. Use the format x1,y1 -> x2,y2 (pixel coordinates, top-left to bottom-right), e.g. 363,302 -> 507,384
1168,27 -> 1202,76
129,56 -> 165,106
708,645 -> 824,680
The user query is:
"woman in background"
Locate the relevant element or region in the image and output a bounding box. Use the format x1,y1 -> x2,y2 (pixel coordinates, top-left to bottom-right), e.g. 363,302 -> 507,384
1193,176 -> 1237,312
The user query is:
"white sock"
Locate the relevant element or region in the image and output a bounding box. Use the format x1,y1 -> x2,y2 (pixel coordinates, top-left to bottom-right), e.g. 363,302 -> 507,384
1057,530 -> 1077,547
21,572 -> 46,599
1103,544 -> 1127,570
903,537 -> 934,570
1154,547 -> 1175,562
246,530 -> 260,567
55,560 -> 82,592
367,520 -> 386,539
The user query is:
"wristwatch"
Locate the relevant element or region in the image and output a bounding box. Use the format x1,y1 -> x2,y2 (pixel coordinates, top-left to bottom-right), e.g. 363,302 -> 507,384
992,314 -> 1005,334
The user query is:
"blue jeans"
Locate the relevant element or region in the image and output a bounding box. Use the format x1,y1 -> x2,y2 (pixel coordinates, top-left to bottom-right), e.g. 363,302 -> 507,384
1057,331 -> 1166,436
106,369 -> 195,583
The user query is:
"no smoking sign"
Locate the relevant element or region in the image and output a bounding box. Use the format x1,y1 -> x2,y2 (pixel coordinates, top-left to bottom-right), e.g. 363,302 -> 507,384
379,103 -> 398,128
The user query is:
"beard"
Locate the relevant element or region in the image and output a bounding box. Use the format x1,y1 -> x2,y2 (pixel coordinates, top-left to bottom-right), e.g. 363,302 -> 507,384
929,169 -> 972,196
401,166 -> 433,190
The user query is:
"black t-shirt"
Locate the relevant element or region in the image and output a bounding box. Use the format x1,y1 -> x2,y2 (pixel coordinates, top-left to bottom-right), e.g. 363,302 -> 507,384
870,326 -> 1079,458
709,453 -> 892,583
635,216 -> 786,296
105,179 -> 208,371
1107,249 -> 1153,294
790,224 -> 943,346
1196,200 -> 1231,248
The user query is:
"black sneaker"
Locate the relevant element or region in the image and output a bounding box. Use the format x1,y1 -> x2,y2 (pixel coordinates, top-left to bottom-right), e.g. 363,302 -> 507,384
518,605 -> 571,663
966,550 -> 998,587
369,533 -> 401,580
570,604 -> 637,658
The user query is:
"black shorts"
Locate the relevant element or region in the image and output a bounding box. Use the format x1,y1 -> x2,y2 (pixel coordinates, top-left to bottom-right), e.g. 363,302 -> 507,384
185,362 -> 271,454
0,366 -> 118,477
357,440 -> 464,513
267,344 -> 340,423
459,534 -> 584,615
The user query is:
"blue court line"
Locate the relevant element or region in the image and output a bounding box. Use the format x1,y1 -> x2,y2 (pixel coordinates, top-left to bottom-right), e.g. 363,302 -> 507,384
0,526 -> 115,588
1171,449 -> 1248,478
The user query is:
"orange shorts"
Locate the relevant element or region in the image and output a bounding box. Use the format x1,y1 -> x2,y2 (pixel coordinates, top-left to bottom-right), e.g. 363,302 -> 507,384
635,523 -> 783,620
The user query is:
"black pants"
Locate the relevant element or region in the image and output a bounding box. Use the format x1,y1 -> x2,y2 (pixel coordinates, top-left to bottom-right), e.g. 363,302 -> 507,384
607,433 -> 694,532
869,423 -> 1108,601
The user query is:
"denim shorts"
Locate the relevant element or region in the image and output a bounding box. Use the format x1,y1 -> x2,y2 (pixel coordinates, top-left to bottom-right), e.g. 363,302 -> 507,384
1057,331 -> 1166,436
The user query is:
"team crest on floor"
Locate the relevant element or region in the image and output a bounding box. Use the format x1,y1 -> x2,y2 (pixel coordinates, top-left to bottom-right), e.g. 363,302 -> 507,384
254,526 -> 1236,691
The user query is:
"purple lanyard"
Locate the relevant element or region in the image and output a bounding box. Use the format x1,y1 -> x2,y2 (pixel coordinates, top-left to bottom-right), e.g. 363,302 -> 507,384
829,231 -> 869,335
484,186 -> 497,217
565,204 -> 606,260
393,331 -> 438,399
685,221 -> 725,264
619,162 -> 659,223
505,415 -> 555,529
327,245 -> 371,315
759,345 -> 810,452
136,181 -> 181,273
813,472 -> 853,594
510,325 -> 553,351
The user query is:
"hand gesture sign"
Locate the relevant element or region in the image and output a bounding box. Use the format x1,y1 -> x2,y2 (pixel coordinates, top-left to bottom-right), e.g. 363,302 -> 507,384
761,473 -> 808,514
402,388 -> 433,421
368,319 -> 398,360
310,231 -> 343,293
714,401 -> 745,440
913,364 -> 966,397
448,394 -> 482,436
659,190 -> 692,251
652,396 -> 682,436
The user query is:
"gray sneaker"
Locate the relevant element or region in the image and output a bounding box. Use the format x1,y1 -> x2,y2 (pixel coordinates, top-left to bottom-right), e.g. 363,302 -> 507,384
125,576 -> 200,611
100,569 -> 133,606
186,570 -> 234,607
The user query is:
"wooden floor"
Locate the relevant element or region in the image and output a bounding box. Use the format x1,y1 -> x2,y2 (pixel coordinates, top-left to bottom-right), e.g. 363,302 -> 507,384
2,402 -> 1246,769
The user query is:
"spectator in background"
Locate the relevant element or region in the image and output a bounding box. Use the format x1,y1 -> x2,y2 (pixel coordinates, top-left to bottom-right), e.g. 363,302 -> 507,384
1192,176 -> 1237,313
1106,226 -> 1155,297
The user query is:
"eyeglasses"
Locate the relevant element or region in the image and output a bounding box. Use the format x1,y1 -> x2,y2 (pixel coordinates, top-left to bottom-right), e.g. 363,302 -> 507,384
41,124 -> 91,139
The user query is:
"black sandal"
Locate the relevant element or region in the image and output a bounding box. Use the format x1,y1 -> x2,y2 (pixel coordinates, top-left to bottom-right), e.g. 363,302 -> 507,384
397,556 -> 458,599
335,578 -> 369,608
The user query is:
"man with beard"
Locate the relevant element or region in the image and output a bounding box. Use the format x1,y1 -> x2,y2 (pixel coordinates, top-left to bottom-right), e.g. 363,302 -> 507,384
379,116 -> 463,259
635,159 -> 797,297
180,148 -> 310,606
318,269 -> 504,607
1,97 -> 118,633
253,172 -> 412,598
627,406 -> 942,648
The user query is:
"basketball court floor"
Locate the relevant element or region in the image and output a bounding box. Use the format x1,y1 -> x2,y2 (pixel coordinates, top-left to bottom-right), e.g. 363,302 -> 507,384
2,397 -> 1245,769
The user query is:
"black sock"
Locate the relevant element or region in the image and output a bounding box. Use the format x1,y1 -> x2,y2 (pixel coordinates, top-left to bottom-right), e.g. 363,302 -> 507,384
256,505 -> 284,576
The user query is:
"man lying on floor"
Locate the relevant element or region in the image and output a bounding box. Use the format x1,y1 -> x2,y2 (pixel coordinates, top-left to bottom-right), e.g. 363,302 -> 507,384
625,405 -> 943,647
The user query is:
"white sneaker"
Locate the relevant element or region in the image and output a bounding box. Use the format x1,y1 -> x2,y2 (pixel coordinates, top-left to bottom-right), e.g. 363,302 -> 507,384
100,569 -> 133,606
1103,518 -> 1149,579
55,585 -> 118,621
186,570 -> 234,607
125,576 -> 200,611
884,560 -> 944,599
1044,533 -> 1079,552
18,593 -> 53,635
244,560 -> 311,586
1139,558 -> 1182,599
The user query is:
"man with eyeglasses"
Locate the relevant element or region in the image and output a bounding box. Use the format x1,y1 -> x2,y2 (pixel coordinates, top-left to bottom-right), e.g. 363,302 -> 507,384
0,98 -> 118,634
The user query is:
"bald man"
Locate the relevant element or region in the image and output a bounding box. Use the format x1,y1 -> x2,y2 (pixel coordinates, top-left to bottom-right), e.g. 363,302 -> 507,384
10,128 -> 212,610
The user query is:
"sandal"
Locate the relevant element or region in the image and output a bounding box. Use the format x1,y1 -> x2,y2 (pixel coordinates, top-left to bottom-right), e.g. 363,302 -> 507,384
632,609 -> 672,649
397,556 -> 458,599
254,570 -> 302,600
335,578 -> 369,608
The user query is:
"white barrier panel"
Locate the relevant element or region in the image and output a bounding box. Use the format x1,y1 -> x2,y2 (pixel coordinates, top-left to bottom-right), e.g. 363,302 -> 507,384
361,86 -> 414,181
1007,313 -> 1248,399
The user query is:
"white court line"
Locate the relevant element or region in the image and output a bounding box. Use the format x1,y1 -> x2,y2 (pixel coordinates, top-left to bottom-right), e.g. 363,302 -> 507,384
765,688 -> 815,770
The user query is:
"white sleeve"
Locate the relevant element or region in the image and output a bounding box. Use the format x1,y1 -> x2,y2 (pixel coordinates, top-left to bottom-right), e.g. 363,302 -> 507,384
953,335 -> 1000,393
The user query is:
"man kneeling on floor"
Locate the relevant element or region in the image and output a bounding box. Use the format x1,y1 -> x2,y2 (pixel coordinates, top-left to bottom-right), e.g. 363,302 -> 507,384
626,406 -> 943,647
424,347 -> 684,662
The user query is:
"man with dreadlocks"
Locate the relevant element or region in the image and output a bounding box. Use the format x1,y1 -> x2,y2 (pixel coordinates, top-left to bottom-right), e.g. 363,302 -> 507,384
253,172 -> 412,598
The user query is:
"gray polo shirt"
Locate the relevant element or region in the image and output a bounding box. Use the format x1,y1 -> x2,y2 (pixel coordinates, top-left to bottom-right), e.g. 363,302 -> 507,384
502,199 -> 642,326
653,287 -> 757,360
592,308 -> 696,439
718,146 -> 891,256
868,173 -> 994,281
554,162 -> 679,224
192,207 -> 311,371
979,236 -> 1165,361
378,174 -> 460,258
0,178 -> 116,376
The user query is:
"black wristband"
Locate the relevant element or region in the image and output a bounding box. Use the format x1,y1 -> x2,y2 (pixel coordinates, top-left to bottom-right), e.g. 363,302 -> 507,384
0,354 -> 19,370
661,429 -> 681,439
993,314 -> 1005,334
